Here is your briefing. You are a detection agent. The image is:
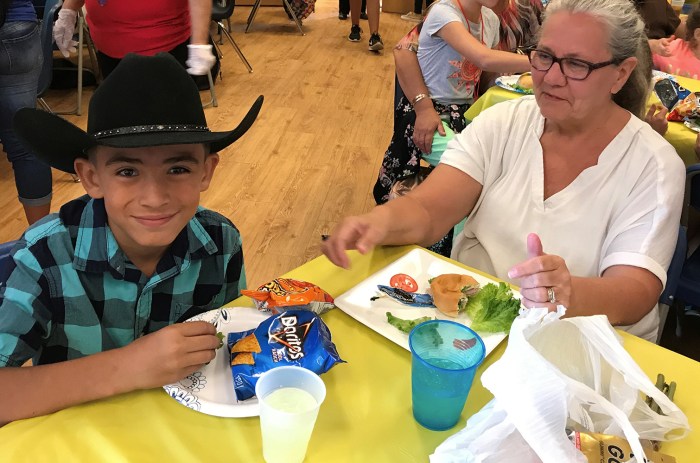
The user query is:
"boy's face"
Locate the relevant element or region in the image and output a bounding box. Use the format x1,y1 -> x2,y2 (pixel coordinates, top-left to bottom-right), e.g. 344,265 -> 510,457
74,144 -> 219,261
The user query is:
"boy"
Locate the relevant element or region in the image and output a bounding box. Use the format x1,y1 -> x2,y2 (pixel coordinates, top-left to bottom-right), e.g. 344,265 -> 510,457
0,53 -> 263,425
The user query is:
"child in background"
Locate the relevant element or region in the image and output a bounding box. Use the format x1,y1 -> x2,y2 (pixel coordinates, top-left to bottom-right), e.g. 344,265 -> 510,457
375,0 -> 530,256
0,53 -> 263,425
652,5 -> 700,78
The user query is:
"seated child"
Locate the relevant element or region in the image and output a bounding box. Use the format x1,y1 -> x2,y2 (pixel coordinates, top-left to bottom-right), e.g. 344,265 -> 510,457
652,5 -> 700,79
0,53 -> 263,425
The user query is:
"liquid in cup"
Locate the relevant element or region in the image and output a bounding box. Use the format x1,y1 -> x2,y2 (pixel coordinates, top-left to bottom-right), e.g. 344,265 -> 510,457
255,366 -> 326,463
409,320 -> 485,431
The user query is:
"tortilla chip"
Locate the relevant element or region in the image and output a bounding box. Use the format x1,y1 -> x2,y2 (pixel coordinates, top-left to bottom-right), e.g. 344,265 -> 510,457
231,352 -> 255,366
230,333 -> 262,354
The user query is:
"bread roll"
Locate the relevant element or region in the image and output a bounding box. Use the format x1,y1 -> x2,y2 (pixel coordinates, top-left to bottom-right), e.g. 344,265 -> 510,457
516,73 -> 533,90
429,274 -> 480,317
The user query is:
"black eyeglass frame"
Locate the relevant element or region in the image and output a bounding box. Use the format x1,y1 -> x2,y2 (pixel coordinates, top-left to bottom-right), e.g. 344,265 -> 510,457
521,47 -> 623,80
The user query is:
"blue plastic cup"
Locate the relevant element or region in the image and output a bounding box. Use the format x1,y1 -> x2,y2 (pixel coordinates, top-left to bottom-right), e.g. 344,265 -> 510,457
408,320 -> 485,431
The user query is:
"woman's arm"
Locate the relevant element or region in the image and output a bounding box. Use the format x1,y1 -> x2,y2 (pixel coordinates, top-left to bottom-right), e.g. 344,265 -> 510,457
188,0 -> 213,45
394,43 -> 445,153
509,234 -> 662,326
61,0 -> 84,9
437,22 -> 530,73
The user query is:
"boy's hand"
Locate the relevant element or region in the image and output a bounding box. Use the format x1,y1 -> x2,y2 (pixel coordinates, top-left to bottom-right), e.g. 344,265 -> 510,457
122,321 -> 219,390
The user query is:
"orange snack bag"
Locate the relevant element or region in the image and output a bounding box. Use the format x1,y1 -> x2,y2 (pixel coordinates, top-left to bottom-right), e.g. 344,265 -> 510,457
242,278 -> 335,315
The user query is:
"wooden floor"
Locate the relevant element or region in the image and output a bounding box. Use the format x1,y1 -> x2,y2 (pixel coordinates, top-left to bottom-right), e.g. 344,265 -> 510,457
0,0 -> 414,289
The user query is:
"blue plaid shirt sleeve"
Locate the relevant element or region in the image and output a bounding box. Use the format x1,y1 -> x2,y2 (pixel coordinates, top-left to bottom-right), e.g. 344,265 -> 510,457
0,243 -> 55,367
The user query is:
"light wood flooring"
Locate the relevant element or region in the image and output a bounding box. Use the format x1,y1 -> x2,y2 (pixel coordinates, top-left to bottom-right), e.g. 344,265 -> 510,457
0,0 -> 415,288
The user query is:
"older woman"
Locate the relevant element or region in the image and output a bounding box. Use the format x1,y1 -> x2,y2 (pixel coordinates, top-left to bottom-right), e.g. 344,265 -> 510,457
324,0 -> 685,341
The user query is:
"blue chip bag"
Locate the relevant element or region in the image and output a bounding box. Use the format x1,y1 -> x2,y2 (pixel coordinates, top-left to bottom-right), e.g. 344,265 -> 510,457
227,310 -> 344,401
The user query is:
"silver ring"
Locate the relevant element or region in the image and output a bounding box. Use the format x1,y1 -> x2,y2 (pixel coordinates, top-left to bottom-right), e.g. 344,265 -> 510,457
547,287 -> 556,304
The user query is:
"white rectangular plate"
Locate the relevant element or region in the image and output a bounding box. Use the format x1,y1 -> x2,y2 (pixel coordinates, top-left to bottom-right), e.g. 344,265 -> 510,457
334,248 -> 520,357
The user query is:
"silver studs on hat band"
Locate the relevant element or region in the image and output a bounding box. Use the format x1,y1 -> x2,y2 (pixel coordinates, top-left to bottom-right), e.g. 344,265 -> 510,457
93,124 -> 210,139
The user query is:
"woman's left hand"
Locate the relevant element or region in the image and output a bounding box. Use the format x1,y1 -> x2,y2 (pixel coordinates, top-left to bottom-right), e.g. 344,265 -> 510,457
507,233 -> 572,310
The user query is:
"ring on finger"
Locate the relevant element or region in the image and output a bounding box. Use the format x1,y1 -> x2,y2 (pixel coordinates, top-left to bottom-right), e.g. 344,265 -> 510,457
547,287 -> 556,304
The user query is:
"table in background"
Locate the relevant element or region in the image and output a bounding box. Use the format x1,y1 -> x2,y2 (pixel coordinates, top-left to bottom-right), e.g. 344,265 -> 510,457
1,246 -> 698,462
465,75 -> 700,167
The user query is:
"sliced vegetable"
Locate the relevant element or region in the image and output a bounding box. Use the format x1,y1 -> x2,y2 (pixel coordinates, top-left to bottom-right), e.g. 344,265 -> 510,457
465,282 -> 521,333
390,273 -> 418,293
216,331 -> 225,349
386,312 -> 432,334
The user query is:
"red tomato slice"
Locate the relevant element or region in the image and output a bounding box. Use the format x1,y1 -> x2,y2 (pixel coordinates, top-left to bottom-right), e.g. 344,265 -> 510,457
390,273 -> 418,293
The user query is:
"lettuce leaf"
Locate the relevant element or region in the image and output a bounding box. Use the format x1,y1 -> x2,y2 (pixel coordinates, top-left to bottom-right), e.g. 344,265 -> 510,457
386,312 -> 432,334
465,282 -> 521,333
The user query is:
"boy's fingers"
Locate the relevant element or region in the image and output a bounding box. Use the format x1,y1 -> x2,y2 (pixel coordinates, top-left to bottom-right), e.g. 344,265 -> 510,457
180,350 -> 217,370
185,335 -> 221,354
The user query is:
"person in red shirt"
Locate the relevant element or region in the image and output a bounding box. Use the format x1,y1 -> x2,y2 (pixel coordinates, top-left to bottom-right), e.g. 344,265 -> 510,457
53,0 -> 216,86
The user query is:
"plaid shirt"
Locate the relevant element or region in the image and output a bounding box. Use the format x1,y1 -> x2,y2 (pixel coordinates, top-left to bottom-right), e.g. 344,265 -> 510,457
0,195 -> 245,367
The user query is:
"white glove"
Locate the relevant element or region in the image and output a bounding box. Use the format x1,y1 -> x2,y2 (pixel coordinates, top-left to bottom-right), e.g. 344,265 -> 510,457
186,44 -> 216,75
53,9 -> 78,58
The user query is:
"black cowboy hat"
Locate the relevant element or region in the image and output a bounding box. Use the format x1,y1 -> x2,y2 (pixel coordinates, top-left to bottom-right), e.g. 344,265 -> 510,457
13,53 -> 263,174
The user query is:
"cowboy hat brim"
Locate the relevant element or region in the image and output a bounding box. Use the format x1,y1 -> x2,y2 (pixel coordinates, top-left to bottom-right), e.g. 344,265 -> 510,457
13,95 -> 264,174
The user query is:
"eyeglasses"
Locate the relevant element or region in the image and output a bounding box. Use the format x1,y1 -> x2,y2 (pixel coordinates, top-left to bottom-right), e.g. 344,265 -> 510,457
526,48 -> 622,80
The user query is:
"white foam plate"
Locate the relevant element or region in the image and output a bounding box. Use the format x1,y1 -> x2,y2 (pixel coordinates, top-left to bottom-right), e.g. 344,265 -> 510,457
334,248 -> 519,357
163,307 -> 269,417
495,74 -> 533,94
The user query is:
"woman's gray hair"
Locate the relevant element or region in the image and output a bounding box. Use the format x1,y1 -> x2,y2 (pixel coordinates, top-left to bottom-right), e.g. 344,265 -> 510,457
542,0 -> 651,117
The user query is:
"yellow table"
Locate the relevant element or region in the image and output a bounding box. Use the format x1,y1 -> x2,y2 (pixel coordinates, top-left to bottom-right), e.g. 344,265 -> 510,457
1,246 -> 698,462
466,75 -> 700,166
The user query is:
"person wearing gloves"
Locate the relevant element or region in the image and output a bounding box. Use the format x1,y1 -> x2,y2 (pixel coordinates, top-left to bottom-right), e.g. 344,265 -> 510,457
0,0 -> 52,224
53,0 -> 217,86
324,0 -> 685,342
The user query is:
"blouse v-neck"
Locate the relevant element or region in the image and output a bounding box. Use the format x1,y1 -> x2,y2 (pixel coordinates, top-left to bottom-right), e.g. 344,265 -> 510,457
530,111 -> 640,209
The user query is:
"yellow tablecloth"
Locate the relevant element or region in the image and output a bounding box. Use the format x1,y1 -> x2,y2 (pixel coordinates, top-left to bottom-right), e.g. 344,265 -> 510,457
465,75 -> 700,166
1,246 -> 698,462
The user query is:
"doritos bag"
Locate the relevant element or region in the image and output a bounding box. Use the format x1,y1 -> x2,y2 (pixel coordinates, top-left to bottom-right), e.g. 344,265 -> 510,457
668,92 -> 700,122
242,278 -> 335,315
227,310 -> 344,401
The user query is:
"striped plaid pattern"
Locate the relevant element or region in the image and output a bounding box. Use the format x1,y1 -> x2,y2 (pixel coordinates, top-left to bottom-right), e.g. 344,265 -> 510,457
0,195 -> 245,367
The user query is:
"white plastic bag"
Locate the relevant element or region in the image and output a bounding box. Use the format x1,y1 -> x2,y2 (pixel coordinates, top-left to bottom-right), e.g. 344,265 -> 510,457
430,308 -> 690,463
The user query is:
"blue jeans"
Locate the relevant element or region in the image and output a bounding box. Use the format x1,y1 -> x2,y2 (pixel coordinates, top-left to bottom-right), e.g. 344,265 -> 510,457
0,20 -> 52,206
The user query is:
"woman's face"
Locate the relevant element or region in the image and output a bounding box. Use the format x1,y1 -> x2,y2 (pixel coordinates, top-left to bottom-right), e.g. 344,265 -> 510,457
532,11 -> 636,124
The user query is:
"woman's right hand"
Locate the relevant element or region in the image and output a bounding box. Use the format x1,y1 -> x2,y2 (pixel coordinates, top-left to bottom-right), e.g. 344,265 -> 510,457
322,212 -> 389,269
413,103 -> 445,154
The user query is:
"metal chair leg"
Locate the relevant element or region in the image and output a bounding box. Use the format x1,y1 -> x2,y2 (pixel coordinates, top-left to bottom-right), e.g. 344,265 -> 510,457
218,22 -> 253,72
201,70 -> 219,108
281,0 -> 305,36
246,0 -> 262,33
212,39 -> 223,60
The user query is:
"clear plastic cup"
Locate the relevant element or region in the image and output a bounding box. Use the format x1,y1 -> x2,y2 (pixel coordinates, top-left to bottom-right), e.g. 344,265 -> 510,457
409,320 -> 485,431
255,366 -> 326,463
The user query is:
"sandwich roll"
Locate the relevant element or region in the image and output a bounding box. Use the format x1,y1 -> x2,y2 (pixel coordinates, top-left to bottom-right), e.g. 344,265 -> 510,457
429,274 -> 480,317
